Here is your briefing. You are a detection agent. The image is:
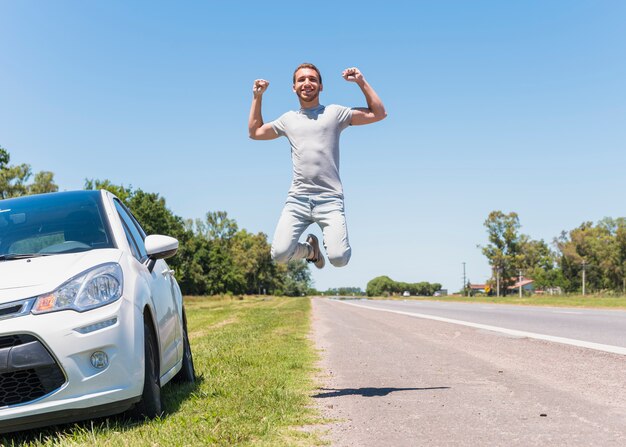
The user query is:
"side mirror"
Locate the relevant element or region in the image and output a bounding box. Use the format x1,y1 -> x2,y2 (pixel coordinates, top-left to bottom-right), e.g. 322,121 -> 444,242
145,235 -> 178,272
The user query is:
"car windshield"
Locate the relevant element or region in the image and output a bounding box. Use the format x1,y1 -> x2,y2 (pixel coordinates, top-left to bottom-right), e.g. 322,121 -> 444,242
0,191 -> 115,257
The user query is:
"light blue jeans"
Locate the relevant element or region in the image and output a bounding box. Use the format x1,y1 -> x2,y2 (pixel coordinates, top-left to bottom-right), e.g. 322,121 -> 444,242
271,194 -> 351,267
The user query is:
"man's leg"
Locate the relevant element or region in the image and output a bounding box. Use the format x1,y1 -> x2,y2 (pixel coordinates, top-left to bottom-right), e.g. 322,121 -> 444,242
271,196 -> 314,263
313,196 -> 351,267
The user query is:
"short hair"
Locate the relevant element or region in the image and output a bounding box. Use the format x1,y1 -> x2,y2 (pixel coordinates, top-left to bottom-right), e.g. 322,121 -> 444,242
293,63 -> 322,85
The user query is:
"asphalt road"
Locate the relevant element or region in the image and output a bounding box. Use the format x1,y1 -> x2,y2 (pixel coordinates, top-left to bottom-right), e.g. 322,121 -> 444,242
311,298 -> 626,446
342,299 -> 626,351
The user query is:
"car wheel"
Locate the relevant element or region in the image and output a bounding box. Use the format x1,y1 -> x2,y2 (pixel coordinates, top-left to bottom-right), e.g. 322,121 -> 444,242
173,310 -> 195,383
132,320 -> 162,419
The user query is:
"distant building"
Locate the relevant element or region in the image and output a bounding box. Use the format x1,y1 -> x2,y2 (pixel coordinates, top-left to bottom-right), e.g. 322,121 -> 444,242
508,277 -> 534,294
469,278 -> 535,296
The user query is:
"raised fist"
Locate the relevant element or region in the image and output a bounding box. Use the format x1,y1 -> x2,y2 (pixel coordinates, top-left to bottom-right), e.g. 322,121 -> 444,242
342,67 -> 363,83
253,79 -> 270,96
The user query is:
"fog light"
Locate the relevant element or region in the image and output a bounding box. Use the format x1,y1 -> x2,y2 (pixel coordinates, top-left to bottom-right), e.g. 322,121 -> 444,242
90,351 -> 109,369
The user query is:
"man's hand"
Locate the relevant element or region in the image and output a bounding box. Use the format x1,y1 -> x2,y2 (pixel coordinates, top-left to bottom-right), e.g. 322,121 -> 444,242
253,79 -> 270,97
249,78 -> 278,140
343,66 -> 387,125
342,67 -> 364,84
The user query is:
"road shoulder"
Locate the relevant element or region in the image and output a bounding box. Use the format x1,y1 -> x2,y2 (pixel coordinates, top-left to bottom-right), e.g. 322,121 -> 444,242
311,297 -> 626,446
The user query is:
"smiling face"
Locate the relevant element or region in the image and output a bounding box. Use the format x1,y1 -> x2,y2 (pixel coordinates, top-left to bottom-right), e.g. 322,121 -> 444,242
293,67 -> 323,106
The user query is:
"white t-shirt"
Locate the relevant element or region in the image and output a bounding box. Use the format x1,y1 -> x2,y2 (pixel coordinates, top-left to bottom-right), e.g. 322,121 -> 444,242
271,104 -> 352,197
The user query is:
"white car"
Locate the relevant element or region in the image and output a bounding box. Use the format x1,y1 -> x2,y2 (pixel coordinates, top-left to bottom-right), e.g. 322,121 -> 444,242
0,190 -> 195,433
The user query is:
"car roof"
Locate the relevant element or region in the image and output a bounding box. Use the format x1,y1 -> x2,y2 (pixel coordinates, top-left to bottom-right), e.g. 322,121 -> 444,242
0,190 -> 103,206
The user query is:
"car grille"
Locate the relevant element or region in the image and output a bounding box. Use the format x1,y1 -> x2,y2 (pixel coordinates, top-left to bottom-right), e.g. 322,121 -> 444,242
0,298 -> 34,321
0,335 -> 66,407
0,304 -> 23,318
0,335 -> 23,350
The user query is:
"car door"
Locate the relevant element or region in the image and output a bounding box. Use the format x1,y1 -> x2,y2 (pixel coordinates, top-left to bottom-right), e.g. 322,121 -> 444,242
113,200 -> 181,376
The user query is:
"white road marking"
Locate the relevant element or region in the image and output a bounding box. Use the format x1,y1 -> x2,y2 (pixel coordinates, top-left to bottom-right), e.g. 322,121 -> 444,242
337,300 -> 626,356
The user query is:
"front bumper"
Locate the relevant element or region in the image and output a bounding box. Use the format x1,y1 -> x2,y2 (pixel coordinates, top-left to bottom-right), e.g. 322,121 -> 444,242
0,297 -> 144,433
0,334 -> 65,407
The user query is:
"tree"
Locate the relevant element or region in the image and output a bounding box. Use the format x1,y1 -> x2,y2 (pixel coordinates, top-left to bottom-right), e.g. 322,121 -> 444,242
200,211 -> 238,241
282,260 -> 312,296
28,171 -> 59,195
1,146 -> 58,198
556,218 -> 626,293
230,230 -> 276,295
480,211 -> 525,291
366,275 -> 441,297
84,178 -> 132,202
127,189 -> 217,293
178,222 -> 213,295
481,211 -> 576,293
192,211 -> 241,294
616,221 -> 626,293
366,275 -> 395,296
517,238 -> 562,290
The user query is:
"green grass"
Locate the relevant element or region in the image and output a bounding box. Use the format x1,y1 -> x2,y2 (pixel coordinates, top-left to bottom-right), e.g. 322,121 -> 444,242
1,296 -> 325,447
363,294 -> 626,309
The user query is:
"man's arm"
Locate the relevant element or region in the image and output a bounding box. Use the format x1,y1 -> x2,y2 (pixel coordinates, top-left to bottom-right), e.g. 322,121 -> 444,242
342,67 -> 387,126
249,79 -> 279,140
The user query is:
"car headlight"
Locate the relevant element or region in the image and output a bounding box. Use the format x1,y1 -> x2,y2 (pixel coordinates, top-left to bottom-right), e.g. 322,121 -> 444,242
32,263 -> 123,314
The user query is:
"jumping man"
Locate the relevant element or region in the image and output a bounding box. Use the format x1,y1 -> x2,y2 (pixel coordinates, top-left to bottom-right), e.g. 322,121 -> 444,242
248,63 -> 387,269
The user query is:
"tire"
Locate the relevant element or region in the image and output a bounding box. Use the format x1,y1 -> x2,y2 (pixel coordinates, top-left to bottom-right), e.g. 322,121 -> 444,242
132,320 -> 162,419
173,309 -> 195,383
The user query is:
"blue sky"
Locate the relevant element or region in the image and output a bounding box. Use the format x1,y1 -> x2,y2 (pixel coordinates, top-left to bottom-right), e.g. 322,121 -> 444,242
1,1 -> 625,292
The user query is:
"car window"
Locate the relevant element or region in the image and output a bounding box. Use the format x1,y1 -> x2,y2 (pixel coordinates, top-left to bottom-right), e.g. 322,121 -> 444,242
119,218 -> 141,260
0,192 -> 114,255
114,200 -> 148,260
117,201 -> 147,239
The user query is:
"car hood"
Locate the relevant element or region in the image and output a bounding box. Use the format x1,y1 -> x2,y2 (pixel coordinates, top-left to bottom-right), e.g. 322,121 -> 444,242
0,249 -> 123,302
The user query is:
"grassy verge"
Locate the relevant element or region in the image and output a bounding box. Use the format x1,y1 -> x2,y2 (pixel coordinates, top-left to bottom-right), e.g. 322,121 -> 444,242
361,294 -> 626,309
2,296 -> 324,447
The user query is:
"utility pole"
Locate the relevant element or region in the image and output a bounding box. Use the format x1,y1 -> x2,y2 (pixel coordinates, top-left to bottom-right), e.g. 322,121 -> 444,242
582,260 -> 586,296
462,262 -> 467,296
518,269 -> 523,298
